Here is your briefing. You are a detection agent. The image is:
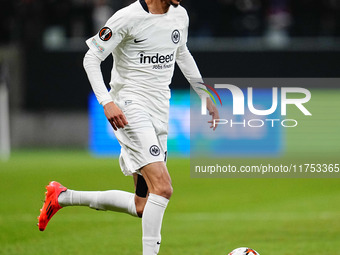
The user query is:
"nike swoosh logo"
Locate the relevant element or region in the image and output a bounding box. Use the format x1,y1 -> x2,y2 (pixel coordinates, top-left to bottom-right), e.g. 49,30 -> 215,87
134,38 -> 147,43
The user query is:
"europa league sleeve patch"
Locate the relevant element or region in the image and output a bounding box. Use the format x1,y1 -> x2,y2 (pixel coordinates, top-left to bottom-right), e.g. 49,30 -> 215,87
99,27 -> 113,41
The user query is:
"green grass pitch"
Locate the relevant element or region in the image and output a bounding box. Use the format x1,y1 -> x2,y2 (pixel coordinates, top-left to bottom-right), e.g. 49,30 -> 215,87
1,150 -> 340,255
1,89 -> 340,255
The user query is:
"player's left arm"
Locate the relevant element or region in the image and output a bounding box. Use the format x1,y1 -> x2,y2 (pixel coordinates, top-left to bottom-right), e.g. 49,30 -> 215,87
176,44 -> 220,130
206,97 -> 219,130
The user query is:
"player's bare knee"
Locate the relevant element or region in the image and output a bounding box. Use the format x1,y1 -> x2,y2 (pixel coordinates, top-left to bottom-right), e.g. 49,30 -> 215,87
165,184 -> 173,199
154,182 -> 173,199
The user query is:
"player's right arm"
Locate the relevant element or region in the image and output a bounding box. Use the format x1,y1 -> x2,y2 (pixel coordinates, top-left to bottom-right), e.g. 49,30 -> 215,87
83,8 -> 130,130
83,50 -> 127,130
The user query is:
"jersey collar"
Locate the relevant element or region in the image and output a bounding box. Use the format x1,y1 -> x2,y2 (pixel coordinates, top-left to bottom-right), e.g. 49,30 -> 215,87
139,0 -> 149,13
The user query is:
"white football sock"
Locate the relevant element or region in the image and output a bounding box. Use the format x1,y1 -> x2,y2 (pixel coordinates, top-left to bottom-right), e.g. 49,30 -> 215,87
142,193 -> 169,255
58,189 -> 137,217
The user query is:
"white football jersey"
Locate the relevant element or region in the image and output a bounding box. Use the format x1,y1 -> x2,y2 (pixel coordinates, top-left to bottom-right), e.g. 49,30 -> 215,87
86,0 -> 191,121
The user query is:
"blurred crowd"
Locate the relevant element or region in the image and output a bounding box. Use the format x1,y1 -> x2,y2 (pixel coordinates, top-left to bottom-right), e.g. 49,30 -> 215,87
1,0 -> 340,48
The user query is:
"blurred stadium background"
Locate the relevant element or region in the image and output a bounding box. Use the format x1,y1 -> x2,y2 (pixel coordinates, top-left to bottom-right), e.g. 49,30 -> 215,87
1,1 -> 340,254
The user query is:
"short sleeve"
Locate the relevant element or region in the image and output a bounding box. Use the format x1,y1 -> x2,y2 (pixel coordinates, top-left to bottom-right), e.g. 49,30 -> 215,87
86,9 -> 130,61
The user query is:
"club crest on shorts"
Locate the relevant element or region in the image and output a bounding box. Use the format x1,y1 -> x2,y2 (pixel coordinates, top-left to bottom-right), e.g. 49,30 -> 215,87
149,145 -> 160,156
171,29 -> 180,44
99,27 -> 112,41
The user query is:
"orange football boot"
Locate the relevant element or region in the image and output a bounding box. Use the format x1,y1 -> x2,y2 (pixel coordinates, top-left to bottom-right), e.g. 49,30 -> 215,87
37,181 -> 67,231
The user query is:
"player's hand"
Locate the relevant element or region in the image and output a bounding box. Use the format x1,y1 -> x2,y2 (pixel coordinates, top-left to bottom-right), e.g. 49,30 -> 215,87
206,98 -> 220,131
103,102 -> 128,131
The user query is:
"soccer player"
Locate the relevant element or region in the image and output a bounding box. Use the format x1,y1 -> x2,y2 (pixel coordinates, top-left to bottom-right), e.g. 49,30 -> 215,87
37,0 -> 219,254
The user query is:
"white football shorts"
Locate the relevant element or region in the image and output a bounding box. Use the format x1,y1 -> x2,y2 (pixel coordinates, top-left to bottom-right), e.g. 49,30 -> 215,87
113,103 -> 168,176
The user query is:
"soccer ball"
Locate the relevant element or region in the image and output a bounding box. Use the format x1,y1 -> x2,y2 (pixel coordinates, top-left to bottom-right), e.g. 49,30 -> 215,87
228,247 -> 260,255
